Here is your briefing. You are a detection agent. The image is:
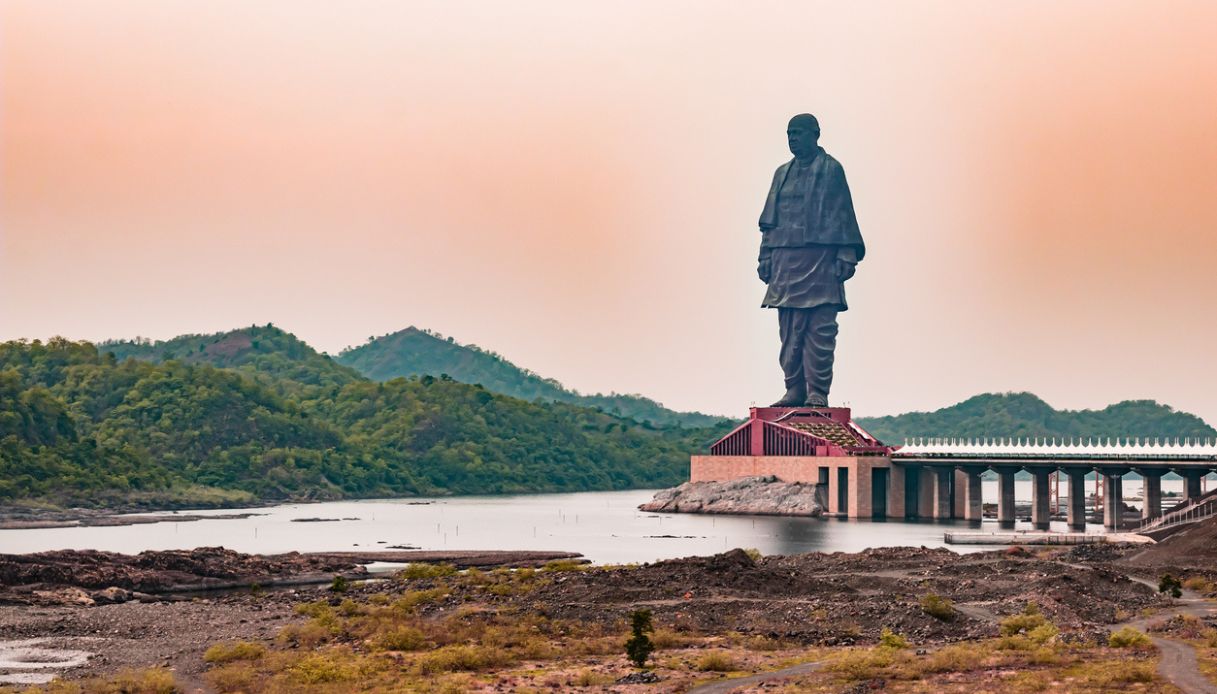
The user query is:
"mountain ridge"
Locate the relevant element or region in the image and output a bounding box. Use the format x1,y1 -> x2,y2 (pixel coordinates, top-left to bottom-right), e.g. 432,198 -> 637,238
335,327 -> 727,428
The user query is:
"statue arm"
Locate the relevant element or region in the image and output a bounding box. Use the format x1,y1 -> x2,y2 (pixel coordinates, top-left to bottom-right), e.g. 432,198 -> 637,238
758,244 -> 773,284
836,246 -> 857,281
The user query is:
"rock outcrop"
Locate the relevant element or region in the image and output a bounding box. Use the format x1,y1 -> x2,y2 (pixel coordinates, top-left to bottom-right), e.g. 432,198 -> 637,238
639,475 -> 825,516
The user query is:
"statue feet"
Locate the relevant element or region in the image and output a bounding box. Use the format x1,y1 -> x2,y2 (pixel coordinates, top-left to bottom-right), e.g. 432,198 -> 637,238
804,393 -> 829,408
771,387 -> 806,407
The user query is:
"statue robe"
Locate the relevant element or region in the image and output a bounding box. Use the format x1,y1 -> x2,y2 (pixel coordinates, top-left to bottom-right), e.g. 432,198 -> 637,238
758,146 -> 864,310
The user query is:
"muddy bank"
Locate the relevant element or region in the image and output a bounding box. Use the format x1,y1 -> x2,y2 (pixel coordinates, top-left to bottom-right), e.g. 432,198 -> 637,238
639,475 -> 824,516
0,548 -> 582,606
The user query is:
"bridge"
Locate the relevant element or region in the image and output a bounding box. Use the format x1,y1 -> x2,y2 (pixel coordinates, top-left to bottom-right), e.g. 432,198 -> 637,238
691,406 -> 1217,531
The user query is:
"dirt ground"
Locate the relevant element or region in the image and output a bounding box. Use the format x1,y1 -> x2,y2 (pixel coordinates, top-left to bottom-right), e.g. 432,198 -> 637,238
0,537 -> 1211,692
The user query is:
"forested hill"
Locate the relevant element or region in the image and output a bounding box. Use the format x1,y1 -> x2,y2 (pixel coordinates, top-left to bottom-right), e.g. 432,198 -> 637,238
1,337 -> 728,510
856,392 -> 1216,444
100,325 -> 360,391
336,327 -> 726,428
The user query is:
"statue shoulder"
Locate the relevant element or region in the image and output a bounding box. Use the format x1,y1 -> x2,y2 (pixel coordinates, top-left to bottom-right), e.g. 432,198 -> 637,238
820,152 -> 846,173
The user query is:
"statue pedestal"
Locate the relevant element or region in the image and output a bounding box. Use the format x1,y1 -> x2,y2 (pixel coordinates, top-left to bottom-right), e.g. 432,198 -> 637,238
691,405 -> 897,519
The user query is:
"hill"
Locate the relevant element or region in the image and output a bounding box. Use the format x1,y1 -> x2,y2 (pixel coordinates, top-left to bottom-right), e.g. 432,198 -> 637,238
0,337 -> 727,509
99,324 -> 361,392
336,327 -> 726,428
856,392 -> 1216,443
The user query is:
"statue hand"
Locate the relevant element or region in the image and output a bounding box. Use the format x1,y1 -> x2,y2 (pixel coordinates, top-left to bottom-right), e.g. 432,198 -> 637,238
837,259 -> 856,282
758,257 -> 772,284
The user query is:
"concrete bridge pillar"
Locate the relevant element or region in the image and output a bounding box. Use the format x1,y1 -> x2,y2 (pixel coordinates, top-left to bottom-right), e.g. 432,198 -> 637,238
997,467 -> 1017,527
1064,468 -> 1089,531
918,467 -> 935,519
933,467 -> 953,520
886,464 -> 906,520
1139,470 -> 1165,521
953,469 -> 968,519
961,466 -> 985,522
1102,471 -> 1124,530
1183,469 -> 1205,501
1031,469 -> 1052,531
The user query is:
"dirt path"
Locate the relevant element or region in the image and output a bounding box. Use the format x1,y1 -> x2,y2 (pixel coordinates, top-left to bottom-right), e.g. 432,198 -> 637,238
684,660 -> 823,694
1119,574 -> 1217,694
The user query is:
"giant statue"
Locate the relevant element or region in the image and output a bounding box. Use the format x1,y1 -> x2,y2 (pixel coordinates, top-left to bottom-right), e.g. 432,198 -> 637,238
758,113 -> 864,408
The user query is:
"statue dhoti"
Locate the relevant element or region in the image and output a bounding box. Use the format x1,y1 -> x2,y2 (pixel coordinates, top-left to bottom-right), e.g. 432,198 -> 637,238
758,114 -> 865,408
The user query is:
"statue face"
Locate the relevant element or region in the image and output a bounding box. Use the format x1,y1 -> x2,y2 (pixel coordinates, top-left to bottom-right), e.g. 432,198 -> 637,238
787,123 -> 820,159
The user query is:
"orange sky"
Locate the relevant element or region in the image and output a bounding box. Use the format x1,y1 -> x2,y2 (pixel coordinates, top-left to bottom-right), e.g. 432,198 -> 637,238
3,1 -> 1216,425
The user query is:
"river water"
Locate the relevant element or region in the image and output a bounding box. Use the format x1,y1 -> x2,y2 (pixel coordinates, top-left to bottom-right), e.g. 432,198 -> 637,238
0,477 -> 1203,564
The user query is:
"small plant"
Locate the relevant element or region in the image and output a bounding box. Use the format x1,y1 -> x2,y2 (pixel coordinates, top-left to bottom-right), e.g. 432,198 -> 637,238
1159,574 -> 1183,598
878,627 -> 909,649
920,593 -> 955,620
695,651 -> 738,672
330,575 -> 349,593
743,548 -> 763,562
1109,626 -> 1153,649
624,609 -> 655,668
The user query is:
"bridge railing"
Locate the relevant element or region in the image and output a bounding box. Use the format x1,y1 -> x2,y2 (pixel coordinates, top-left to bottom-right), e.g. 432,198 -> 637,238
1134,490 -> 1217,533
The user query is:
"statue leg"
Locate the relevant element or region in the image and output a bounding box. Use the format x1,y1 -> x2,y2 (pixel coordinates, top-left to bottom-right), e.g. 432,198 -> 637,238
803,306 -> 839,406
773,308 -> 808,406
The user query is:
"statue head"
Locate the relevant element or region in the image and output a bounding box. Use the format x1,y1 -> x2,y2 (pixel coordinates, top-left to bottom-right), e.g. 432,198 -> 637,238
787,113 -> 820,160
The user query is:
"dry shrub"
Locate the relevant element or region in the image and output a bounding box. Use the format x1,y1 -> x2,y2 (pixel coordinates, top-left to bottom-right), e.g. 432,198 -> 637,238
541,559 -> 587,572
999,603 -> 1046,636
1108,626 -> 1153,649
203,640 -> 267,664
278,621 -> 331,648
413,644 -> 516,674
398,562 -> 457,580
695,651 -> 739,672
922,642 -> 986,673
206,663 -> 258,693
376,626 -> 430,651
43,669 -> 178,694
394,587 -> 449,611
827,647 -> 908,681
651,627 -> 698,649
287,652 -> 361,684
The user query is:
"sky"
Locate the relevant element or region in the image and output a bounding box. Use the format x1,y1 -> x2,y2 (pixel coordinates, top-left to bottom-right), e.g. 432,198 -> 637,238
3,1 -> 1216,425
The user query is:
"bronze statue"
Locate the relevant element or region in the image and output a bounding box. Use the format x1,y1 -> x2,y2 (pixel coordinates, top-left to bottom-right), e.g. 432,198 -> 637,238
758,113 -> 864,407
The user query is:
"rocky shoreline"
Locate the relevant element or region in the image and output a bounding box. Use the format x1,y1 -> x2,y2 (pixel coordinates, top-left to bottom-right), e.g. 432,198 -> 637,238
639,475 -> 825,516
0,548 -> 583,607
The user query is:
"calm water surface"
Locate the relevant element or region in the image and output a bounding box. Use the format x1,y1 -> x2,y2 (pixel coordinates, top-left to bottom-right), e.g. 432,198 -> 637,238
3,479 -> 1194,564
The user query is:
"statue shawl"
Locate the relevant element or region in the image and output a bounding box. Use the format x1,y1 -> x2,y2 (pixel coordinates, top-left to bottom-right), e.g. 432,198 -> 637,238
758,147 -> 865,261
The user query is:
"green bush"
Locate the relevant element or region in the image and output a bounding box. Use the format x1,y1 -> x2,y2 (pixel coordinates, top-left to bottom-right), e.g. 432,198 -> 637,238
1159,574 -> 1183,598
878,627 -> 909,649
920,593 -> 955,620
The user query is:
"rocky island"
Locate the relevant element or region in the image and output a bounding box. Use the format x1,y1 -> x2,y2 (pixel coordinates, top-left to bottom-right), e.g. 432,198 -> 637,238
639,475 -> 825,516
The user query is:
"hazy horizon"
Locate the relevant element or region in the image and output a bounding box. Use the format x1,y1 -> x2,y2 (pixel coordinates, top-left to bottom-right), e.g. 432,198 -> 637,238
4,2 -> 1216,424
